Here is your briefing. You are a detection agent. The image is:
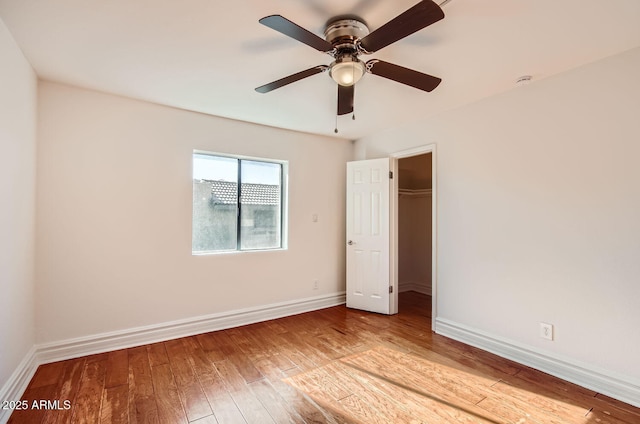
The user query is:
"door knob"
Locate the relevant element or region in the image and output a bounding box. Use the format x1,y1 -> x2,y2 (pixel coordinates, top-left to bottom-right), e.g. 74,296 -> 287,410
348,240 -> 354,245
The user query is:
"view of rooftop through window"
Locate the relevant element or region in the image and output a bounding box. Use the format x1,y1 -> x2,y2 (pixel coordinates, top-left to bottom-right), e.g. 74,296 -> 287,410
192,153 -> 285,253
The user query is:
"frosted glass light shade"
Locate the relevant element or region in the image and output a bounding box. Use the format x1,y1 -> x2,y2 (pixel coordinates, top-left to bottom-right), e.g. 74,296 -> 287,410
330,60 -> 365,86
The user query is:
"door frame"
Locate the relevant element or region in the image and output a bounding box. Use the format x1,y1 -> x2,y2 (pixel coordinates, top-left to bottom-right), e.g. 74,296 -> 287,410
389,144 -> 437,329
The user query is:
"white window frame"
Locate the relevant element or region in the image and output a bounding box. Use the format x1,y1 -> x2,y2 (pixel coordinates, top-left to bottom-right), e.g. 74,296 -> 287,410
192,150 -> 288,255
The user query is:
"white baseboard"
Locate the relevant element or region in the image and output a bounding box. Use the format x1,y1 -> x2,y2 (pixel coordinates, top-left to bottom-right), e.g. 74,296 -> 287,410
37,291 -> 346,364
0,346 -> 39,424
435,317 -> 640,408
0,291 -> 346,423
398,281 -> 432,295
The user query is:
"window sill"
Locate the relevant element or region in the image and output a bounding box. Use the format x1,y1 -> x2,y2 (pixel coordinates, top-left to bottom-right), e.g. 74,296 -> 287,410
192,247 -> 287,256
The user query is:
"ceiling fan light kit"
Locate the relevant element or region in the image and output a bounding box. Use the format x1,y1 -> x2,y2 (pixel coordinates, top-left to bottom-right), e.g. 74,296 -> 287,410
325,18 -> 368,87
255,0 -> 445,121
330,56 -> 366,86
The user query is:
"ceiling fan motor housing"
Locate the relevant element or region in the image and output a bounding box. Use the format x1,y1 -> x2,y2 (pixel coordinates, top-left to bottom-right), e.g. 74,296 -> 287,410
324,18 -> 369,52
324,18 -> 369,86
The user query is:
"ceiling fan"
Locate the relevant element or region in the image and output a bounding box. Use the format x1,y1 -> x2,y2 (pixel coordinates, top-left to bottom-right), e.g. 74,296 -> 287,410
255,0 -> 445,118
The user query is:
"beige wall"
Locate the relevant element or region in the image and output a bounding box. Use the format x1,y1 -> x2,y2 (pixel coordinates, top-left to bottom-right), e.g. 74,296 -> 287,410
35,82 -> 353,344
356,47 -> 640,380
0,18 -> 37,388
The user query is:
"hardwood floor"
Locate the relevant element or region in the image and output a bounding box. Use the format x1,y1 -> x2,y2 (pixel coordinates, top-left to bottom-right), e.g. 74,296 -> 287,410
8,292 -> 640,423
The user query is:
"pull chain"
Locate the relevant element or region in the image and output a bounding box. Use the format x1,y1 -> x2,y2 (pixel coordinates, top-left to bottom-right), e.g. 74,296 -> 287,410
334,114 -> 338,134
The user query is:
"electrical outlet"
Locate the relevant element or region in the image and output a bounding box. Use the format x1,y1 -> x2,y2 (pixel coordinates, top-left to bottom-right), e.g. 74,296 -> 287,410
313,280 -> 319,290
540,322 -> 554,341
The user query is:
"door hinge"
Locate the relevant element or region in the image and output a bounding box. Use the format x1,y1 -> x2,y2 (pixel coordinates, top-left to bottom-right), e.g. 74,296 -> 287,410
389,171 -> 393,179
389,286 -> 393,294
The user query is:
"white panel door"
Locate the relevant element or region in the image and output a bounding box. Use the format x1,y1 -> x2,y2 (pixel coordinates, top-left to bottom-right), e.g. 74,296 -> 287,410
346,158 -> 390,314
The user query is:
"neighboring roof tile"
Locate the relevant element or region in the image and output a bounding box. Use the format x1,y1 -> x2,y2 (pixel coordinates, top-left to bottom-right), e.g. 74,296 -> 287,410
206,180 -> 280,206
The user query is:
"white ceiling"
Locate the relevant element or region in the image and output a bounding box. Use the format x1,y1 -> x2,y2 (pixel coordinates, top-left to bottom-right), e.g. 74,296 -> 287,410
1,0 -> 639,140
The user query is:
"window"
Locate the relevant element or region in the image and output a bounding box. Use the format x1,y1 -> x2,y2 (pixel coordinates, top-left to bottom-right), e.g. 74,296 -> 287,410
192,152 -> 286,254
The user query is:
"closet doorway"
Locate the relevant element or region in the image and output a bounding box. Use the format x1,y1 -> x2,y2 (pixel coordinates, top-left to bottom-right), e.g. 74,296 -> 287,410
390,146 -> 436,328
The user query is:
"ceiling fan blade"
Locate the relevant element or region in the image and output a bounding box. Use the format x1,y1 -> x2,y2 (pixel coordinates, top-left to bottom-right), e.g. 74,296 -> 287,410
367,60 -> 441,92
359,0 -> 444,53
256,65 -> 329,93
338,84 -> 354,115
259,15 -> 334,52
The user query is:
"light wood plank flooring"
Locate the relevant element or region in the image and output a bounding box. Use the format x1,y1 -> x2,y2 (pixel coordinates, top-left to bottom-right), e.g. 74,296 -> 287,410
8,292 -> 640,423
